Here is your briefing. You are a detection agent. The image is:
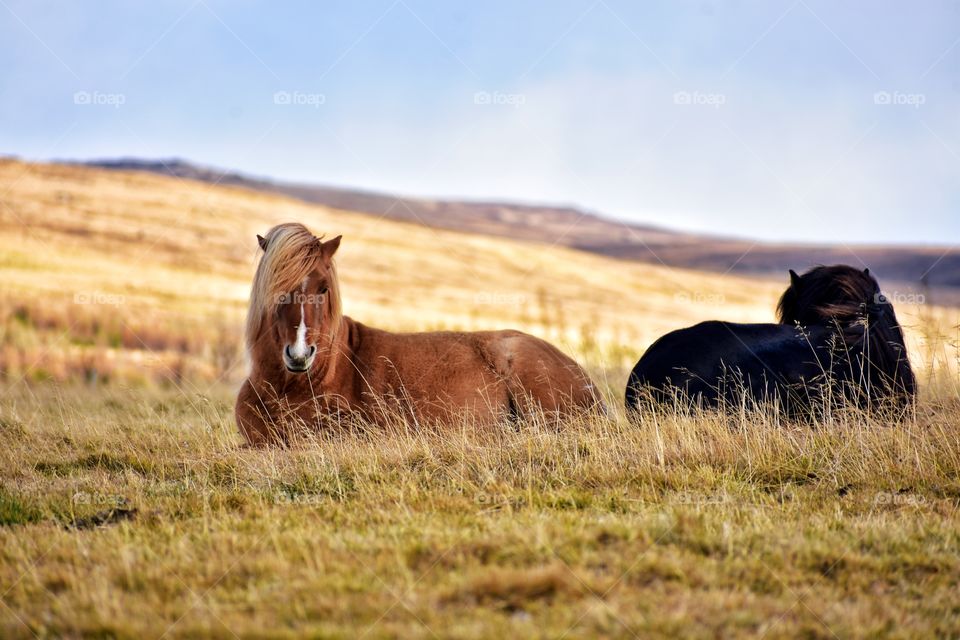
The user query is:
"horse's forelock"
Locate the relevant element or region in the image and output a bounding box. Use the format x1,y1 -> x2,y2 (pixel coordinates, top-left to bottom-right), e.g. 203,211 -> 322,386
840,301 -> 915,398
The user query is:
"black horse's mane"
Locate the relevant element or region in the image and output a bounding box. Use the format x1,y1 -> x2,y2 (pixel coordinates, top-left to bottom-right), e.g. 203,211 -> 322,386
775,264 -> 915,400
776,264 -> 880,326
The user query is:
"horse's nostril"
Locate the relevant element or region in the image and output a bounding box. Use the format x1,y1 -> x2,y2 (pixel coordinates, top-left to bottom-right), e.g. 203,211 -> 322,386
308,345 -> 317,358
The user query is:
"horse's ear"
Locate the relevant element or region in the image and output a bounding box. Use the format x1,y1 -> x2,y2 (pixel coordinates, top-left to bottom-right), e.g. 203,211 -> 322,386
789,269 -> 801,286
863,268 -> 870,276
319,235 -> 342,263
257,234 -> 268,251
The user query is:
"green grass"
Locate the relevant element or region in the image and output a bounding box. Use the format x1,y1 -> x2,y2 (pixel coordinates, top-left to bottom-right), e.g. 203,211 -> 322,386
0,490 -> 42,527
1,383 -> 959,638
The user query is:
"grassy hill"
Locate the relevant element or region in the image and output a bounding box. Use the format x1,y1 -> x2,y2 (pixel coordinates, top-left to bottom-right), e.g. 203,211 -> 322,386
86,157 -> 960,289
2,159 -> 960,638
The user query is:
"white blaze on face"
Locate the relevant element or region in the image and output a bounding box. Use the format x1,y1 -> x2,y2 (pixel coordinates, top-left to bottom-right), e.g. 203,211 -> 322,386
290,277 -> 310,359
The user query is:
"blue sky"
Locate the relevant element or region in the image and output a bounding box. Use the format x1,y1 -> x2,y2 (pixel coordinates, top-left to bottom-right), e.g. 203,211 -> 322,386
2,0 -> 958,244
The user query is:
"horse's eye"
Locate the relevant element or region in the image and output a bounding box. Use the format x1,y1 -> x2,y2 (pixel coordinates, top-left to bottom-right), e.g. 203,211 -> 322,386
319,285 -> 329,295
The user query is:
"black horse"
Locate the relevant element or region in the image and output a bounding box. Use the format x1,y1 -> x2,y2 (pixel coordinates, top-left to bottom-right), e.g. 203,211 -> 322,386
625,265 -> 916,416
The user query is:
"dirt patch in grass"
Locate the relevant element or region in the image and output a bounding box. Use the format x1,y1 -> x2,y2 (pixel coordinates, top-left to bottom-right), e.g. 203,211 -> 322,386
66,506 -> 138,530
445,564 -> 588,611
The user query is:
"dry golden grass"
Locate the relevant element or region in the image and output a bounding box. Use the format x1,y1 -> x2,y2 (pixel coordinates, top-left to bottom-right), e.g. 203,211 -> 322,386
2,159 -> 960,638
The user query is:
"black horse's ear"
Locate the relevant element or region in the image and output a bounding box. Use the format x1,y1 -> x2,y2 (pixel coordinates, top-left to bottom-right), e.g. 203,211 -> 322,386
319,235 -> 342,263
257,234 -> 268,251
789,269 -> 801,286
863,268 -> 870,276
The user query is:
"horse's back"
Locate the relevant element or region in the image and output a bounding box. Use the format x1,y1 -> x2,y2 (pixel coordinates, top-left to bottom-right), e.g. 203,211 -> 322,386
350,321 -> 602,418
625,321 -> 823,411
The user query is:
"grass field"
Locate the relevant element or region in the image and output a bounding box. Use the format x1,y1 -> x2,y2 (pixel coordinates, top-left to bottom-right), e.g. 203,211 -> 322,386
2,160 -> 960,638
2,384 -> 960,638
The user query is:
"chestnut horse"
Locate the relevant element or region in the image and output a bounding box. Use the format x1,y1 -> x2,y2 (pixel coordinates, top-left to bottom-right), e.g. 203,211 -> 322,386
236,223 -> 603,445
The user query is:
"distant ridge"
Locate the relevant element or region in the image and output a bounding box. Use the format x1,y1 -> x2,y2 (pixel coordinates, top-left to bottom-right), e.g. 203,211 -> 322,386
84,157 -> 960,289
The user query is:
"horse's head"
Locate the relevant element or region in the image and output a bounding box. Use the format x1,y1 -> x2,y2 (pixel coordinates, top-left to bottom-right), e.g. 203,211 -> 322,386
777,264 -> 916,403
776,264 -> 880,326
272,242 -> 340,373
246,223 -> 342,374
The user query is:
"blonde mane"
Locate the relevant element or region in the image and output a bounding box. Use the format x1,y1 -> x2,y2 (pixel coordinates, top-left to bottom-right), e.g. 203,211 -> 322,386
245,223 -> 343,350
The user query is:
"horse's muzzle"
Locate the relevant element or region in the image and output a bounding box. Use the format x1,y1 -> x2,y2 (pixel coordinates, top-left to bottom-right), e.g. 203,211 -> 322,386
283,344 -> 317,373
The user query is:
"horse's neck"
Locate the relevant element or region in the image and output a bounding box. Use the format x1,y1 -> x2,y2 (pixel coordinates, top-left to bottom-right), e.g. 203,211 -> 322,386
313,316 -> 356,389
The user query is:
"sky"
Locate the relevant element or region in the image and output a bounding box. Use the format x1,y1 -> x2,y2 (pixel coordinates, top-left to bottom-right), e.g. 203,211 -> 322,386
1,0 -> 958,244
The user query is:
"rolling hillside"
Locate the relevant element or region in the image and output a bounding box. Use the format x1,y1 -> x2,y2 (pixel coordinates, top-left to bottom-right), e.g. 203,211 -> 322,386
84,158 -> 960,289
1,158 -> 957,388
